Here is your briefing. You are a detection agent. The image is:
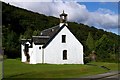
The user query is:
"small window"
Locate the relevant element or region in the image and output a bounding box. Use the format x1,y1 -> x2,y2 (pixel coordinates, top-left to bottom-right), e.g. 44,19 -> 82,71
62,35 -> 66,43
39,47 -> 41,49
63,50 -> 67,60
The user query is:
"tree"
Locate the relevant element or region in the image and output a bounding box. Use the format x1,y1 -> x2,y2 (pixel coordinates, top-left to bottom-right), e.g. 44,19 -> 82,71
33,30 -> 40,36
86,32 -> 96,62
86,32 -> 95,52
95,34 -> 107,49
94,34 -> 119,62
4,30 -> 20,58
24,28 -> 33,39
86,33 -> 111,62
95,34 -> 111,61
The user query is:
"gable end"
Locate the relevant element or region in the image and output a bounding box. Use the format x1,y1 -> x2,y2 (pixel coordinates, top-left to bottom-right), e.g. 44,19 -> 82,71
42,24 -> 67,48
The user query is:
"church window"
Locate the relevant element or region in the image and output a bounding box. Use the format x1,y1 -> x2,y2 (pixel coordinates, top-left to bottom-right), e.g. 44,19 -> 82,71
63,50 -> 67,60
62,35 -> 66,43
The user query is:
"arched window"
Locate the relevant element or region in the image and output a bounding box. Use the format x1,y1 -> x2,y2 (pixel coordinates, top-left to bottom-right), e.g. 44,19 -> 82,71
63,50 -> 67,60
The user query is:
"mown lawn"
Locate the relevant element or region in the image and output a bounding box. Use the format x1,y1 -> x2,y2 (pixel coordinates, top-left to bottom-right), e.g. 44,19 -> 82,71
0,61 -> 2,79
0,55 -> 3,80
4,59 -> 118,78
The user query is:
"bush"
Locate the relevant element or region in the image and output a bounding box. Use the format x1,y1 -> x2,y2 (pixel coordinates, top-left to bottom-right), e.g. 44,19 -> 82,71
84,57 -> 91,64
3,55 -> 7,60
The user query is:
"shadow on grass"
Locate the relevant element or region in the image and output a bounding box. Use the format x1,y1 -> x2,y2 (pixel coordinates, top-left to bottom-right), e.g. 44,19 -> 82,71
3,78 -> 85,80
6,72 -> 32,78
4,72 -> 82,80
86,63 -> 110,71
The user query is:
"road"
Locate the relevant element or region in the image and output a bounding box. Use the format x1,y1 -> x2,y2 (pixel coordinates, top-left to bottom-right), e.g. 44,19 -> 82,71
99,74 -> 120,80
78,71 -> 120,80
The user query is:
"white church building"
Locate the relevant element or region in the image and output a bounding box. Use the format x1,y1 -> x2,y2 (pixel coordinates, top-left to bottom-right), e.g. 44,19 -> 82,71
21,11 -> 84,64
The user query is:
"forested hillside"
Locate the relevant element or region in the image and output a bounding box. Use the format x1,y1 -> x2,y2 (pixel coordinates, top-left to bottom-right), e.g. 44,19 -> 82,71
2,2 -> 119,62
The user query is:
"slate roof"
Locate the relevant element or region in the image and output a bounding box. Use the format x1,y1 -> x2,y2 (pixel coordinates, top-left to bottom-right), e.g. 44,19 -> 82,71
42,24 -> 66,48
40,25 -> 60,37
21,24 -> 67,48
32,36 -> 50,45
33,24 -> 67,48
31,25 -> 61,46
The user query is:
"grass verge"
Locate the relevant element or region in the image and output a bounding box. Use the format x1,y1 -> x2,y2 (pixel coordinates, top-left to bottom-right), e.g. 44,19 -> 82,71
4,59 -> 118,78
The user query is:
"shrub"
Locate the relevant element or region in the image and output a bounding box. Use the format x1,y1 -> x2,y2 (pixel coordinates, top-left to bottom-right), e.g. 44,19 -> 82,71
84,57 -> 91,64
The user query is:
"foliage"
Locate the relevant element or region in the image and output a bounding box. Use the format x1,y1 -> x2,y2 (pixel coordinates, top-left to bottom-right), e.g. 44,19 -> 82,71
84,57 -> 91,64
2,2 -> 120,62
86,32 -> 95,52
95,34 -> 107,49
95,35 -> 114,62
85,33 -> 119,62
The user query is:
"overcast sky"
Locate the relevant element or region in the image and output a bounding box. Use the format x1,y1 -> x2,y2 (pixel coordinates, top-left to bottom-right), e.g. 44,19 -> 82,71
3,0 -> 119,34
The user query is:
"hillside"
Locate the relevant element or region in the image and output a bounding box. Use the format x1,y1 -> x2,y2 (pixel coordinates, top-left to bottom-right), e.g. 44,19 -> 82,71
2,2 -> 119,62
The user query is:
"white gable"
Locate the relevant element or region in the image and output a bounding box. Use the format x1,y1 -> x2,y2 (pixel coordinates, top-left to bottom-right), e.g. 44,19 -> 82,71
43,25 -> 84,64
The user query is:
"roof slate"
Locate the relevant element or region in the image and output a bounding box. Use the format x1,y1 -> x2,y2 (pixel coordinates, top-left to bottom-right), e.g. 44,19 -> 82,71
42,24 -> 66,48
21,24 -> 67,48
32,25 -> 61,45
40,25 -> 60,37
32,36 -> 49,45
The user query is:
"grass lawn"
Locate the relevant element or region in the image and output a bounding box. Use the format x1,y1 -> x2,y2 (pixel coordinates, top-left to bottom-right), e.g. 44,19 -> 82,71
0,55 -> 3,80
4,59 -> 118,78
0,61 -> 2,79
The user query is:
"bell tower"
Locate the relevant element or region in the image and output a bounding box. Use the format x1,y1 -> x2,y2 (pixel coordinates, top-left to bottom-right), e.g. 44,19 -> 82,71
59,10 -> 68,27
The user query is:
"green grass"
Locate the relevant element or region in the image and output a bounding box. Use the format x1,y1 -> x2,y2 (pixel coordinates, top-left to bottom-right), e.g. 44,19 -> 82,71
4,59 -> 118,78
0,55 -> 3,80
0,61 -> 2,80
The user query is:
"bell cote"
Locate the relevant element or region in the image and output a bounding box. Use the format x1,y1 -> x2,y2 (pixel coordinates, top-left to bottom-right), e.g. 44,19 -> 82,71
60,10 -> 68,23
59,10 -> 68,27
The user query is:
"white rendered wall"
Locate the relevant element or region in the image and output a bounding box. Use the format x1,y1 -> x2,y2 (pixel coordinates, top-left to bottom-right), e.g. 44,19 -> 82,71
35,45 -> 43,64
44,26 -> 84,64
21,42 -> 31,62
21,44 -> 26,62
21,44 -> 33,63
29,43 -> 43,64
